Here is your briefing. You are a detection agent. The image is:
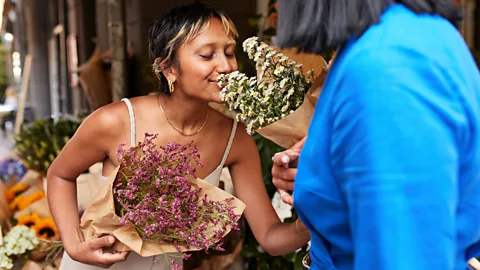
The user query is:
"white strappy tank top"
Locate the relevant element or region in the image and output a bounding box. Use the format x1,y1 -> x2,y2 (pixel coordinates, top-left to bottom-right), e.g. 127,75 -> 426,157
102,98 -> 237,186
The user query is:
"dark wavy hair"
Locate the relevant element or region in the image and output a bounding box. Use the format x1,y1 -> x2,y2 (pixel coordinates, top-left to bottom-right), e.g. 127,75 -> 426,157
148,2 -> 238,94
276,0 -> 463,54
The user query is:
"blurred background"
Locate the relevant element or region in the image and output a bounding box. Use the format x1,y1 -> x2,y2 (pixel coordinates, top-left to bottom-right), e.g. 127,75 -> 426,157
0,0 -> 477,269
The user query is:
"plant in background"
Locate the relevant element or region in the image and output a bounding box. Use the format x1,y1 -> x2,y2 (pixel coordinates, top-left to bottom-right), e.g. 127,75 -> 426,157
14,116 -> 82,175
0,42 -> 9,102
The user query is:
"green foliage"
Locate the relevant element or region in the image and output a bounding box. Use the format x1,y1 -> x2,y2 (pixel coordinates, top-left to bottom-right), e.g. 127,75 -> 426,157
14,116 -> 83,175
0,42 -> 9,101
241,134 -> 308,270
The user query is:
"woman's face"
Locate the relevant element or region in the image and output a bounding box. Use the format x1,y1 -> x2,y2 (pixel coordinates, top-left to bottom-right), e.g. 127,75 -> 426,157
173,17 -> 238,103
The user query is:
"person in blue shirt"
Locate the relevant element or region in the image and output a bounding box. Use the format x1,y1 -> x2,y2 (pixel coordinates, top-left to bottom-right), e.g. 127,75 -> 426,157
272,0 -> 480,269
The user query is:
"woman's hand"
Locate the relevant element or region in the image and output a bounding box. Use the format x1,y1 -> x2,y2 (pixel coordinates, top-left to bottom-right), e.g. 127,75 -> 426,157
67,235 -> 129,268
271,137 -> 306,205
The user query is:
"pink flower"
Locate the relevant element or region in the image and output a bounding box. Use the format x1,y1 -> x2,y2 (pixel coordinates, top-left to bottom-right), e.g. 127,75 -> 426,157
113,133 -> 239,269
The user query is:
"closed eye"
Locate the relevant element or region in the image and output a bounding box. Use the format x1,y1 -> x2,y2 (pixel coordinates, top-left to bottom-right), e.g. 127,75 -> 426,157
200,55 -> 214,60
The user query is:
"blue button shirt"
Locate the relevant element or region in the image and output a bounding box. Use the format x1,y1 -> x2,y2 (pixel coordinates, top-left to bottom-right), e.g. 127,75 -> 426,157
295,4 -> 480,270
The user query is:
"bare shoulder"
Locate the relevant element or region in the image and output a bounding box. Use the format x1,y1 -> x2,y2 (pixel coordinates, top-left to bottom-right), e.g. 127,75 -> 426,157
80,101 -> 128,135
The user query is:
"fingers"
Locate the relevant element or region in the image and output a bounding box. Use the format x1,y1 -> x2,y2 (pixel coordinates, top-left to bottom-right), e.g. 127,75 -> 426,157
272,150 -> 300,167
70,236 -> 129,268
95,250 -> 129,267
279,189 -> 294,205
89,235 -> 116,250
272,166 -> 297,187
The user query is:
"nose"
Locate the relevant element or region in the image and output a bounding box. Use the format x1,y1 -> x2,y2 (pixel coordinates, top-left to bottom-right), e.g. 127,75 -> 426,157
216,54 -> 234,74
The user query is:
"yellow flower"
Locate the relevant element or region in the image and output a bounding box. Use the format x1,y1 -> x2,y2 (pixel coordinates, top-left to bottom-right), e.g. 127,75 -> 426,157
31,217 -> 59,240
4,183 -> 29,203
17,212 -> 41,227
17,191 -> 45,211
9,195 -> 25,211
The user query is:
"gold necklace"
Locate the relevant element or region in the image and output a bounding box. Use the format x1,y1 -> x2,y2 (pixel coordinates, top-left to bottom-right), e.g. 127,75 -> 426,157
159,102 -> 208,136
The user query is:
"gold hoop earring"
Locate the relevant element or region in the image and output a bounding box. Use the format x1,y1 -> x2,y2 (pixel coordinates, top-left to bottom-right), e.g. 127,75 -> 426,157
168,80 -> 175,93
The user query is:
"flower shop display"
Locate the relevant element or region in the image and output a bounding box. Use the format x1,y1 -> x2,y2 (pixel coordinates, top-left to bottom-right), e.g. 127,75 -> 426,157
217,37 -> 332,149
14,116 -> 82,176
0,169 -> 62,270
80,134 -> 245,269
0,159 -> 27,183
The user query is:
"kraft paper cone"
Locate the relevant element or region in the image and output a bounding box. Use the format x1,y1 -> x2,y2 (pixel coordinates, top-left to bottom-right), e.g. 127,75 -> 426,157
0,181 -> 11,222
21,260 -> 43,270
257,75 -> 326,149
20,183 -> 44,197
4,176 -> 18,190
80,166 -> 246,257
76,171 -> 102,211
18,170 -> 43,187
254,47 -> 329,149
211,47 -> 330,149
21,260 -> 59,270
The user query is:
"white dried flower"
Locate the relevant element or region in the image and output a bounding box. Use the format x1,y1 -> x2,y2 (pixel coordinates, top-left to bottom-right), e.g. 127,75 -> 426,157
274,66 -> 285,76
0,253 -> 13,270
216,36 -> 319,134
2,225 -> 39,256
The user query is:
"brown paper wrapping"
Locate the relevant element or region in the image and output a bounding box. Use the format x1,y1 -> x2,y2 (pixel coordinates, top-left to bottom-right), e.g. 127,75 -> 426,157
80,166 -> 246,257
21,259 -> 60,270
254,48 -> 330,149
211,48 -> 330,149
18,170 -> 43,187
257,75 -> 326,149
0,181 -> 12,223
75,163 -> 102,211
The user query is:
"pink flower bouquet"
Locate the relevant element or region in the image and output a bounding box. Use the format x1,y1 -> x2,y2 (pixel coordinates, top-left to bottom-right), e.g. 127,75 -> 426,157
80,134 -> 245,269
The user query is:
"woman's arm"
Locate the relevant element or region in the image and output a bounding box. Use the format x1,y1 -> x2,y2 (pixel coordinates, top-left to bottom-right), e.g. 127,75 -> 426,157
229,128 -> 309,256
47,104 -> 129,268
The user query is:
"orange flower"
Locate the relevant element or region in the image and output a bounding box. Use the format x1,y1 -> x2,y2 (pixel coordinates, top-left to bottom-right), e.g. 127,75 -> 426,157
9,194 -> 25,211
17,191 -> 45,211
31,217 -> 59,240
4,183 -> 29,202
17,212 -> 41,227
9,191 -> 46,211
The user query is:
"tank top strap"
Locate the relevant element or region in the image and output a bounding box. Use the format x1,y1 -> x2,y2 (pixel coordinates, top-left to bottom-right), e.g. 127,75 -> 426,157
219,119 -> 238,168
121,98 -> 136,147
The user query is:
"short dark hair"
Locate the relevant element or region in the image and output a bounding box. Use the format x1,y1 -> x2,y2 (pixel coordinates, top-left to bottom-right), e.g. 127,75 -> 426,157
276,0 -> 463,54
148,2 -> 238,94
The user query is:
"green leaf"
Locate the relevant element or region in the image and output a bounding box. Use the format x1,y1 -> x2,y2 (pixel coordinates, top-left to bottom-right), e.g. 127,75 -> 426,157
248,15 -> 262,28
